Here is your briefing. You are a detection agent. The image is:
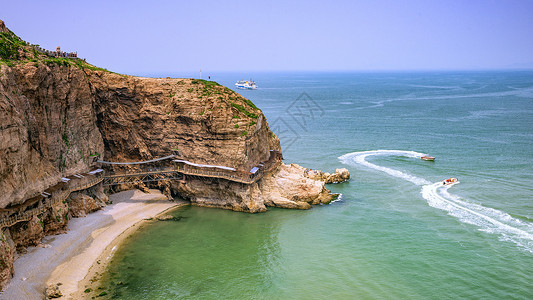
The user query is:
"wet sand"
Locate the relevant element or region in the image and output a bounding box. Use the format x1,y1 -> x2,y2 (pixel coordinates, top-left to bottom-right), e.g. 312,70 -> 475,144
1,189 -> 186,299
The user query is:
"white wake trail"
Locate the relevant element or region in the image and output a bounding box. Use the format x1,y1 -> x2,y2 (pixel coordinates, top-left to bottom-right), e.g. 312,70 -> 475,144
422,183 -> 533,253
339,150 -> 533,253
339,150 -> 431,185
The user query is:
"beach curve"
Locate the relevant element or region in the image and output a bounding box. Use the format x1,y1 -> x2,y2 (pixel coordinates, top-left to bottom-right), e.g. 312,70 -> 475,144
1,189 -> 187,299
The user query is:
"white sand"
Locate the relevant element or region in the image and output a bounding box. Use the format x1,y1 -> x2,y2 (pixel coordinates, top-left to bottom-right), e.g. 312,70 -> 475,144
1,189 -> 183,300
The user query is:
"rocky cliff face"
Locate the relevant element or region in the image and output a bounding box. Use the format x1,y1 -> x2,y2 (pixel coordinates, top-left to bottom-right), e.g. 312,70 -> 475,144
89,73 -> 279,171
1,27 -> 280,209
0,62 -> 105,208
0,20 -> 346,289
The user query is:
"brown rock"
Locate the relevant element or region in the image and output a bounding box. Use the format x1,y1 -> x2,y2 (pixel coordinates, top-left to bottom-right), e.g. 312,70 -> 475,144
0,20 -> 8,33
45,283 -> 63,298
307,167 -> 350,184
68,192 -> 103,217
8,215 -> 44,252
0,62 -> 105,209
42,200 -> 69,235
0,229 -> 15,290
261,163 -> 336,209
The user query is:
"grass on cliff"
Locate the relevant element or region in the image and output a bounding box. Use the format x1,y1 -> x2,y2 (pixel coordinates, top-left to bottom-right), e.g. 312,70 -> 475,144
0,29 -> 114,74
230,102 -> 258,119
189,79 -> 260,119
0,31 -> 27,60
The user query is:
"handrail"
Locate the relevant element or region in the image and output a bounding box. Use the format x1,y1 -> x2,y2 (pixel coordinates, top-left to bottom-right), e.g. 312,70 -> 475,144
102,155 -> 282,184
0,175 -> 104,228
97,155 -> 177,165
1,151 -> 283,228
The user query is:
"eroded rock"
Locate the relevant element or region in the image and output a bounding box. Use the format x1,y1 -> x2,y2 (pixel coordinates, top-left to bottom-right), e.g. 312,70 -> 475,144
307,168 -> 350,184
9,215 -> 44,252
68,192 -> 104,217
42,200 -> 70,235
0,229 -> 15,291
45,283 -> 63,298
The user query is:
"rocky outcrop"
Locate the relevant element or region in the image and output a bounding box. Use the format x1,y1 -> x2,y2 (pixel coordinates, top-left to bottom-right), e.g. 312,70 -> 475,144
68,193 -> 103,218
171,163 -> 338,212
0,20 -> 346,289
0,229 -> 15,291
263,163 -> 338,206
0,20 -> 8,33
8,215 -> 44,253
0,62 -> 105,209
88,74 -> 279,172
46,283 -> 63,298
307,168 -> 350,184
42,201 -> 70,235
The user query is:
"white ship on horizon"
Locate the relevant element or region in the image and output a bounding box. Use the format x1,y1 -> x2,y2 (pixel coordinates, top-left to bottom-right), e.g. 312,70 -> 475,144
235,79 -> 257,90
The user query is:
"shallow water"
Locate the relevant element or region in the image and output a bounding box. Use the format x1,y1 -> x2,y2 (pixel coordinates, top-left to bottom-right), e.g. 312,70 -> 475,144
102,71 -> 533,299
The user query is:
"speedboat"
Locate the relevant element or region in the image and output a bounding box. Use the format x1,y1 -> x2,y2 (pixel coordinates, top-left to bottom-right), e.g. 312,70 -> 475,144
442,178 -> 458,185
421,156 -> 435,161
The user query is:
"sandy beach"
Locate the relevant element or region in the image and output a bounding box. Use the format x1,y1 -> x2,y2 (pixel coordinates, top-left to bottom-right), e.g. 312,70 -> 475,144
1,189 -> 187,300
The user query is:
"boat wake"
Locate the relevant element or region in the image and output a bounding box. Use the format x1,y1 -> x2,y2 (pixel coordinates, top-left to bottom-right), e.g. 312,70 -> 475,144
340,150 -> 431,185
339,150 -> 533,253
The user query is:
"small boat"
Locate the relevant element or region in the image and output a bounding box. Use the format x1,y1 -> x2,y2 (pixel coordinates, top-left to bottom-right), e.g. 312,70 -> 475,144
421,156 -> 435,161
235,79 -> 257,90
442,178 -> 458,185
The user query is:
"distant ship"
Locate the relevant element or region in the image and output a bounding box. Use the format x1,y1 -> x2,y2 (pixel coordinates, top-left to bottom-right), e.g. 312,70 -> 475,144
235,80 -> 257,90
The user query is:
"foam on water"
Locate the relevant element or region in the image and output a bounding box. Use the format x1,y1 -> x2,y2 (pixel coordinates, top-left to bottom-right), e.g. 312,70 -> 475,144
422,183 -> 533,253
339,150 -> 533,253
339,150 -> 431,185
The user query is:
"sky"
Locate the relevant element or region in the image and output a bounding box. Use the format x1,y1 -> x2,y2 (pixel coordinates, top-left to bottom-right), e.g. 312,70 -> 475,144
2,0 -> 533,75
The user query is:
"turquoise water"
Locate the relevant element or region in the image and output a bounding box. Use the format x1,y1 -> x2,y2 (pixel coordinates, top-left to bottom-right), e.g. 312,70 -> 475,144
102,71 -> 533,299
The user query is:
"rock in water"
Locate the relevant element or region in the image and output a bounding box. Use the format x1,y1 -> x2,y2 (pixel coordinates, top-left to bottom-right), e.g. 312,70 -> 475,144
307,167 -> 350,184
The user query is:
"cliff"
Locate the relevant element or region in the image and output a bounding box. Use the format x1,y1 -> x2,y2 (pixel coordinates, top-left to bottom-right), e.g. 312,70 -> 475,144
0,20 -> 345,290
0,23 -> 280,209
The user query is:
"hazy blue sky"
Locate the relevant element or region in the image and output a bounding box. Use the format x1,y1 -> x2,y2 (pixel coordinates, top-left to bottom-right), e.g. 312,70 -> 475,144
2,0 -> 533,74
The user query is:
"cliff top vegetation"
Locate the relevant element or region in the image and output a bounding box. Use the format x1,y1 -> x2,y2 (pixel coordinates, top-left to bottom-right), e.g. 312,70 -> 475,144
0,19 -> 110,72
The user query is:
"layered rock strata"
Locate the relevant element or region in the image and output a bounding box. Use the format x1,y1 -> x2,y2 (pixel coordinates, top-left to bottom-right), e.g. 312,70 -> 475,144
0,20 -> 349,290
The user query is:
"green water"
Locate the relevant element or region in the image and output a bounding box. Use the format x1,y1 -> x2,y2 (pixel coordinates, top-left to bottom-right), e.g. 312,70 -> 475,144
101,71 -> 533,299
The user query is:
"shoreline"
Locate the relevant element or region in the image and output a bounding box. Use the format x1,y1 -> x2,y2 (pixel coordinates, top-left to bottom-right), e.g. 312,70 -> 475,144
69,201 -> 188,299
2,189 -> 188,299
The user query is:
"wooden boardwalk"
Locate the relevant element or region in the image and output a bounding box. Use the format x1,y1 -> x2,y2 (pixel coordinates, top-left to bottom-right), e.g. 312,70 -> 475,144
0,151 -> 282,228
0,176 -> 103,228
101,150 -> 283,185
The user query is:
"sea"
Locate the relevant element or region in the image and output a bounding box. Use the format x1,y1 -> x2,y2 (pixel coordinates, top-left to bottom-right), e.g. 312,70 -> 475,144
100,71 -> 533,299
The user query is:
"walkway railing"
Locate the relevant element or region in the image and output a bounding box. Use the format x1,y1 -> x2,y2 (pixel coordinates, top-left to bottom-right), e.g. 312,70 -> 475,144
0,176 -> 103,228
102,151 -> 282,185
172,151 -> 282,184
0,151 -> 283,228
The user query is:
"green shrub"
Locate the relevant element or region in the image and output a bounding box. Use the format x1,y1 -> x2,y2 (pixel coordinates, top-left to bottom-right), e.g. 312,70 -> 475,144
62,133 -> 70,147
230,103 -> 257,119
